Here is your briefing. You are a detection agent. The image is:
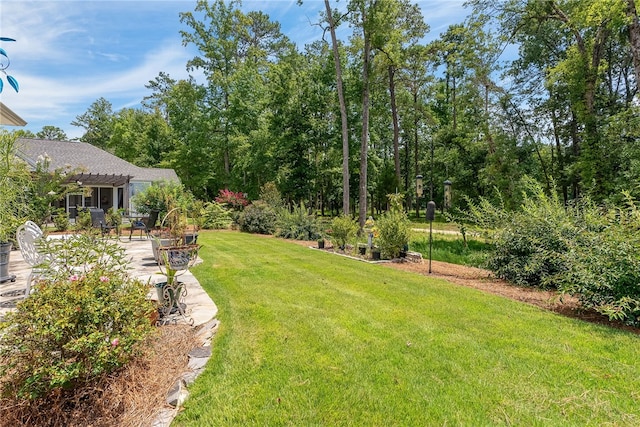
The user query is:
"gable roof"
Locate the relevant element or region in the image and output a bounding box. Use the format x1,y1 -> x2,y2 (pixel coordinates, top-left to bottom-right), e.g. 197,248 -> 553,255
15,138 -> 179,183
0,102 -> 27,126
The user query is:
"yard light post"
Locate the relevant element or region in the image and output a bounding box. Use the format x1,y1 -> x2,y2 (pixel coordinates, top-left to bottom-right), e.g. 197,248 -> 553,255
426,200 -> 436,274
415,174 -> 423,219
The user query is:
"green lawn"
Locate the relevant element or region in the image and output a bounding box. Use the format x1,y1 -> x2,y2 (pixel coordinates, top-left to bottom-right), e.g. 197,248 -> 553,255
176,231 -> 640,426
410,231 -> 493,267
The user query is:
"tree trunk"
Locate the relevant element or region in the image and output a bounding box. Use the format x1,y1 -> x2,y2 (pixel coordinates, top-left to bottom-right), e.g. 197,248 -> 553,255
414,91 -> 420,218
389,65 -> 401,185
324,0 -> 350,216
359,20 -> 372,230
626,0 -> 640,86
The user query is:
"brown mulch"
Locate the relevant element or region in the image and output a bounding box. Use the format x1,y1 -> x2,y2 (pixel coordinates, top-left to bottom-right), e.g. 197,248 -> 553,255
0,324 -> 200,427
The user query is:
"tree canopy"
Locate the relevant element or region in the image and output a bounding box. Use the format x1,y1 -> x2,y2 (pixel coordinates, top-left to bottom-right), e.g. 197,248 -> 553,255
61,0 -> 640,212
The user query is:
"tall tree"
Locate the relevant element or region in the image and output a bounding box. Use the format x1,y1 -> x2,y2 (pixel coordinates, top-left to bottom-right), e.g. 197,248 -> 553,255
36,126 -> 67,141
180,0 -> 292,190
323,0 -> 351,215
370,0 -> 427,187
71,97 -> 114,150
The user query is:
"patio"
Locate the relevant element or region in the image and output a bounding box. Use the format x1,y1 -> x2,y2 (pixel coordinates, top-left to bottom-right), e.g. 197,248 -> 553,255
0,236 -> 218,326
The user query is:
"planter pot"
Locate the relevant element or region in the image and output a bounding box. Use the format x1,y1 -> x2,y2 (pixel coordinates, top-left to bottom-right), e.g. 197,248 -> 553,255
0,242 -> 16,283
157,245 -> 200,270
317,240 -> 325,249
184,232 -> 199,245
371,250 -> 381,261
358,245 -> 367,256
155,281 -> 185,316
151,236 -> 177,264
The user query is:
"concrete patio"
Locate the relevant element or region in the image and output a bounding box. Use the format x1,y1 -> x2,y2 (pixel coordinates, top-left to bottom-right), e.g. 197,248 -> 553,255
0,235 -> 218,326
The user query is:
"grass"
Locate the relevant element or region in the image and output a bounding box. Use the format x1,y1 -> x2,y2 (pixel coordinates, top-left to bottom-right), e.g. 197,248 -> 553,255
410,231 -> 493,267
176,231 -> 640,426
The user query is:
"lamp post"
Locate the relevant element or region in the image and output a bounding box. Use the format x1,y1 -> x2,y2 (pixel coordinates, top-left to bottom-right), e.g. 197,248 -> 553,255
415,174 -> 423,218
426,200 -> 436,274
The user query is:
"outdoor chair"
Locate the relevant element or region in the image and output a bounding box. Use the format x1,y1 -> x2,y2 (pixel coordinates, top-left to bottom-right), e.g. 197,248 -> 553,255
89,208 -> 118,237
129,209 -> 159,240
16,221 -> 49,296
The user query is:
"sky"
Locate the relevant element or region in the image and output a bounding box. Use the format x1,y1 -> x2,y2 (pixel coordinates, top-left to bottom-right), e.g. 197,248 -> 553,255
0,0 -> 469,140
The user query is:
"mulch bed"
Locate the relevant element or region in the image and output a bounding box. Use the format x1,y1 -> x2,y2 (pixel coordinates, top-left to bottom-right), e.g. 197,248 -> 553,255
0,325 -> 200,427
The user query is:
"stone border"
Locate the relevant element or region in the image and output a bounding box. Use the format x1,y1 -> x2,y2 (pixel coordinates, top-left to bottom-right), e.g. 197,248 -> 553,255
151,318 -> 220,427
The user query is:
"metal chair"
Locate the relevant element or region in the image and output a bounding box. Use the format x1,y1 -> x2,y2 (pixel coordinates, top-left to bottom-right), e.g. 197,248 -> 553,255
129,209 -> 159,240
16,221 -> 49,296
89,208 -> 118,237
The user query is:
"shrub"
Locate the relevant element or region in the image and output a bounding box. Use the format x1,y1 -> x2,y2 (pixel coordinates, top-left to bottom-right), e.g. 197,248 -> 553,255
276,202 -> 321,241
329,215 -> 358,250
106,207 -> 123,228
260,182 -> 285,210
75,209 -> 92,232
131,180 -> 192,219
52,208 -> 70,231
467,179 -> 577,289
559,194 -> 640,326
0,235 -> 155,400
215,189 -> 249,211
376,194 -> 411,259
239,201 -> 277,234
202,201 -> 233,229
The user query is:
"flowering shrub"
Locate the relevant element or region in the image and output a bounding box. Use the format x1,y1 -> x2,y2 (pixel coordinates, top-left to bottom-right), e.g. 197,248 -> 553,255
0,235 -> 155,400
215,189 -> 249,210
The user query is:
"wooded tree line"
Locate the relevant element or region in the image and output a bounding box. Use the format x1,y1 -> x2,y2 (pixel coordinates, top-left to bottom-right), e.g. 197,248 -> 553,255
31,0 -> 640,224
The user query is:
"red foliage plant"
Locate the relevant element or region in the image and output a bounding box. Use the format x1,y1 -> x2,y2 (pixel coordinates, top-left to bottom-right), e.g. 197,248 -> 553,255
215,189 -> 249,210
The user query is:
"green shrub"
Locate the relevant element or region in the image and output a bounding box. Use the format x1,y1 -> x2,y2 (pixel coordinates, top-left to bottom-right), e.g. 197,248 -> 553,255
276,202 -> 321,241
106,207 -> 123,228
329,215 -> 358,250
202,201 -> 233,229
467,180 -> 577,289
52,208 -> 70,232
376,194 -> 411,259
131,180 -> 192,219
239,201 -> 277,235
0,235 -> 155,400
559,194 -> 640,326
75,209 -> 92,232
260,182 -> 285,210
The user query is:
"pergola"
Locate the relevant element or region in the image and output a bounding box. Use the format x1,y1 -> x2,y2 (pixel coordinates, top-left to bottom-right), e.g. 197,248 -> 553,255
68,173 -> 132,188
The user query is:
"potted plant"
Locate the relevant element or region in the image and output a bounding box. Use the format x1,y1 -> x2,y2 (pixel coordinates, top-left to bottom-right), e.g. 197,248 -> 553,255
151,197 -> 201,319
155,238 -> 200,319
0,131 -> 32,283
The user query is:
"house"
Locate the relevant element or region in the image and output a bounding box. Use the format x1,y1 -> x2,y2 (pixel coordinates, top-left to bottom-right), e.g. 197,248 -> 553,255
0,102 -> 27,126
15,138 -> 179,216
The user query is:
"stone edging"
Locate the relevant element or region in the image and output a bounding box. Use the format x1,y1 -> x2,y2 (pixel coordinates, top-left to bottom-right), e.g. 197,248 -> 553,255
151,318 -> 220,427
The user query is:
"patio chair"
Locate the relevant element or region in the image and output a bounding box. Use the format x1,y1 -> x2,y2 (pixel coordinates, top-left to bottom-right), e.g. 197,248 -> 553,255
129,209 -> 159,240
16,221 -> 49,296
89,208 -> 118,237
